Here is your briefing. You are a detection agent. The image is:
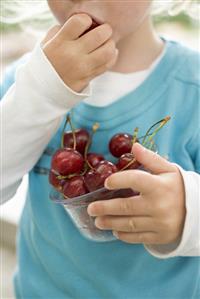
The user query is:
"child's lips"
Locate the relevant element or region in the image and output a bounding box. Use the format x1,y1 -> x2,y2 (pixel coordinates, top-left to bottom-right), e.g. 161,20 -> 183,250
70,12 -> 104,26
89,15 -> 104,26
81,19 -> 100,36
69,12 -> 104,37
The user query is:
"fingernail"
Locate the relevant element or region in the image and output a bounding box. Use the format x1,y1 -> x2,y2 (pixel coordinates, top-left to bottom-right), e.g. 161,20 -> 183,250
94,218 -> 101,229
133,142 -> 145,152
104,179 -> 111,189
115,49 -> 119,56
87,204 -> 95,216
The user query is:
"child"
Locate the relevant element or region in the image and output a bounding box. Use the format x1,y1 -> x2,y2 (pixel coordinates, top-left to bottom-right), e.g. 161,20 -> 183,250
1,1 -> 199,298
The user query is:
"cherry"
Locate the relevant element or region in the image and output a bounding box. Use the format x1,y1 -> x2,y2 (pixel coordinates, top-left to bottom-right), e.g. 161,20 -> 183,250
49,114 -> 172,199
84,160 -> 117,192
63,176 -> 88,198
116,153 -> 141,170
80,19 -> 101,37
49,170 -> 66,191
109,133 -> 132,158
63,129 -> 90,155
87,153 -> 104,168
51,148 -> 84,176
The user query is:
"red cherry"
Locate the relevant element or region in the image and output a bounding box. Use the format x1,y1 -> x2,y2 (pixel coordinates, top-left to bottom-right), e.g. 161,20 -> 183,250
87,153 -> 104,168
63,129 -> 90,155
51,148 -> 84,176
116,153 -> 141,170
109,133 -> 132,157
63,176 -> 88,198
80,19 -> 100,37
49,170 -> 66,191
84,160 -> 117,192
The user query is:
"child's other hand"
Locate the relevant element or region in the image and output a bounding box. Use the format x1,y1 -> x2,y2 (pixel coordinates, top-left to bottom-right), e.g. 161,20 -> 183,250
87,143 -> 186,245
42,14 -> 118,93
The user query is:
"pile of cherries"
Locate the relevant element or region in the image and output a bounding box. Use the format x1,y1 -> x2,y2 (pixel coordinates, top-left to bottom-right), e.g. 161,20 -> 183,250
49,114 -> 170,199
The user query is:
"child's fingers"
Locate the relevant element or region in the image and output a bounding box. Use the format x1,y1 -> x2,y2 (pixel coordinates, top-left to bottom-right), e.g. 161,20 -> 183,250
132,143 -> 176,174
89,51 -> 118,78
88,39 -> 117,68
41,25 -> 61,45
113,231 -> 158,244
60,14 -> 93,40
95,215 -> 155,233
87,195 -> 151,217
105,169 -> 157,195
79,23 -> 113,53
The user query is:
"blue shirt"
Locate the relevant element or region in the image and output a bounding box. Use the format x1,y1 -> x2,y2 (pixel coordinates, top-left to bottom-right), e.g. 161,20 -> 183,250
1,39 -> 200,299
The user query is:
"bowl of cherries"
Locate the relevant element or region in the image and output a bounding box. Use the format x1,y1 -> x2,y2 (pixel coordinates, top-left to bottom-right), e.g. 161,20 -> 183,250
49,114 -> 170,242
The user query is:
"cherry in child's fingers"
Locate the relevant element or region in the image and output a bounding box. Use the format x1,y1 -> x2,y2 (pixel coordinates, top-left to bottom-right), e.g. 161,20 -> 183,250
78,23 -> 113,53
42,13 -> 118,93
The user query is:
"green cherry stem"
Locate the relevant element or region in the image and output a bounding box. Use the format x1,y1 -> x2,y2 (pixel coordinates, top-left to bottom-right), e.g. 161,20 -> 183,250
80,163 -> 89,176
142,116 -> 171,148
120,157 -> 137,171
67,114 -> 77,150
138,133 -> 154,141
149,140 -> 155,151
57,163 -> 89,180
61,114 -> 70,148
57,174 -> 76,180
84,123 -> 100,170
132,127 -> 139,145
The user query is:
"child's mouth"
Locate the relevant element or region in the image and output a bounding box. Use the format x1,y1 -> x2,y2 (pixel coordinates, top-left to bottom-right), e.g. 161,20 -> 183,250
81,18 -> 101,36
70,12 -> 103,36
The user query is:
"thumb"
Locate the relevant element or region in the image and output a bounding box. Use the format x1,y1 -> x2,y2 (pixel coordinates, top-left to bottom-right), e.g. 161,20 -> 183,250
41,25 -> 62,46
132,142 -> 176,174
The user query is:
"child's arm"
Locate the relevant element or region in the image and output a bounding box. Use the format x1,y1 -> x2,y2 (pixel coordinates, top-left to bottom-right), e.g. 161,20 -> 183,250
0,44 -> 90,204
1,14 -> 118,204
88,142 -> 200,257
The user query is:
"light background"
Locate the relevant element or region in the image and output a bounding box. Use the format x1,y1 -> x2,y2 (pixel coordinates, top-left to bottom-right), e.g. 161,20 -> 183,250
1,6 -> 199,299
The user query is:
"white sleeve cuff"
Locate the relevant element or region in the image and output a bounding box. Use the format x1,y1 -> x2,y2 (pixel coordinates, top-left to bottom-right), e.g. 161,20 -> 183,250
25,42 -> 92,109
145,164 -> 200,258
0,180 -> 22,205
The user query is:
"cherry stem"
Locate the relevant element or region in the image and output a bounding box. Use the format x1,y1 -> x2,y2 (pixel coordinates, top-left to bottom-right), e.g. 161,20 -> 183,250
57,163 -> 88,180
117,117 -> 168,172
120,156 -> 137,171
84,123 -> 100,170
57,173 -> 77,180
67,114 -> 77,150
132,127 -> 139,145
149,140 -> 155,151
81,163 -> 89,176
121,139 -> 156,172
138,133 -> 154,141
61,115 -> 70,148
142,116 -> 170,148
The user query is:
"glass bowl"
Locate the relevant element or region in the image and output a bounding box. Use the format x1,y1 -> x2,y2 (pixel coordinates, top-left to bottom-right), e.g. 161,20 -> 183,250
50,187 -> 138,242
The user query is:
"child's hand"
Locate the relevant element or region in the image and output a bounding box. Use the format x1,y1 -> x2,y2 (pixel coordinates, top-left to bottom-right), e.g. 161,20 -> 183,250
42,14 -> 118,93
87,143 -> 186,245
